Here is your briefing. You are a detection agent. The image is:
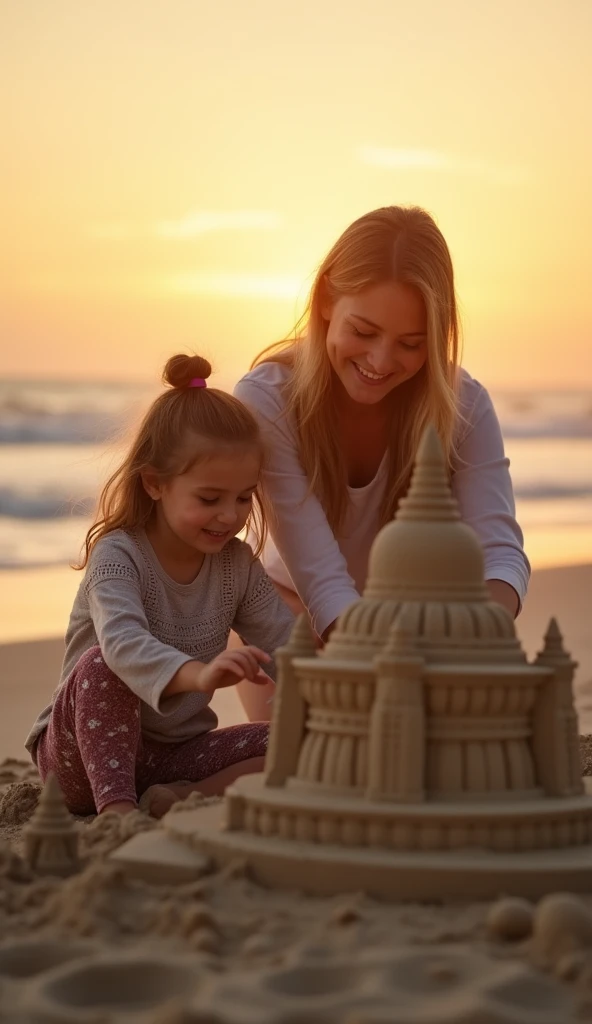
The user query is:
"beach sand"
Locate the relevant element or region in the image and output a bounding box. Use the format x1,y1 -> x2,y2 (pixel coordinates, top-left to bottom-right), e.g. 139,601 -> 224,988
3,756 -> 592,1022
1,562 -> 592,1021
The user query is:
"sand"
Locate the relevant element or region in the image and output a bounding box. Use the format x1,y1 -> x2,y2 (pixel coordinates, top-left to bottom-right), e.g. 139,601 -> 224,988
3,756 -> 592,1021
1,562 -> 592,1021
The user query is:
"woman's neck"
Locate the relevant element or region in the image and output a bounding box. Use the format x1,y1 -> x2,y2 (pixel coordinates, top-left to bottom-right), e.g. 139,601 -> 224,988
332,373 -> 391,424
332,380 -> 391,487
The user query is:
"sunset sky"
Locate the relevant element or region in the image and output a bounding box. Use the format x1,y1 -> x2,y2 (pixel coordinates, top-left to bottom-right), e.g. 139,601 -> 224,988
2,0 -> 591,388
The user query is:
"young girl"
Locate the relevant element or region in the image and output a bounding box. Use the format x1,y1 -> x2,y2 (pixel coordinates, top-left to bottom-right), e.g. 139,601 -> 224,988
25,354 -> 294,818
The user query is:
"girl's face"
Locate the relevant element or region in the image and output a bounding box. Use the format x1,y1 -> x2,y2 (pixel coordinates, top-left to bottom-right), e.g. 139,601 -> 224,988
323,280 -> 428,407
144,445 -> 261,559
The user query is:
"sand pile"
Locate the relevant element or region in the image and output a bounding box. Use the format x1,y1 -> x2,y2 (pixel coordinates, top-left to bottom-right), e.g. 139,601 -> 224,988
2,757 -> 592,1022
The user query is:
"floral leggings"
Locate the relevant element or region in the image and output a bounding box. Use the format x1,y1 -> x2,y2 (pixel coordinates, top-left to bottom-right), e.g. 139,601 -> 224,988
34,646 -> 269,814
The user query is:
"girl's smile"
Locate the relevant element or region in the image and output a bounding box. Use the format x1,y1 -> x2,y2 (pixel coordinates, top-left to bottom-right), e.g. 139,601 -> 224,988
142,447 -> 261,583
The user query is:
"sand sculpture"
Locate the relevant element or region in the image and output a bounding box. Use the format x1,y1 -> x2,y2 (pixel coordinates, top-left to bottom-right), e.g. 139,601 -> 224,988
23,772 -> 80,877
114,425 -> 592,900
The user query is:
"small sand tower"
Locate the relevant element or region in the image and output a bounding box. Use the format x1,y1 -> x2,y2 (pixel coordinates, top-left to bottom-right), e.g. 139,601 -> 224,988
116,425 -> 592,900
23,773 -> 80,877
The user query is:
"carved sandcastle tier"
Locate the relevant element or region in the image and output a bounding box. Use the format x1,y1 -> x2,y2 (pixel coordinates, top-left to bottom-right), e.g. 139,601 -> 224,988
161,426 -> 592,899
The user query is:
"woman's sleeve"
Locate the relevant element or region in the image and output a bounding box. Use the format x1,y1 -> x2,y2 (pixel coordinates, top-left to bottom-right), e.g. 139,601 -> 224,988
452,384 -> 531,606
234,377 -> 359,636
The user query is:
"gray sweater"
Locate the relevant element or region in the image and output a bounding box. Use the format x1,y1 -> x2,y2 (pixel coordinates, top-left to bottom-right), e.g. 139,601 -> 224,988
25,528 -> 294,752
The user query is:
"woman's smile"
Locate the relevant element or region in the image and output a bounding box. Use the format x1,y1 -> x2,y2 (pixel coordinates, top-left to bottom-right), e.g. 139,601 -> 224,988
351,360 -> 394,385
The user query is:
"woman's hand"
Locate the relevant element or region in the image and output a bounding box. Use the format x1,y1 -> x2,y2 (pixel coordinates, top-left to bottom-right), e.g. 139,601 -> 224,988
486,579 -> 520,618
198,647 -> 271,695
320,619 -> 337,645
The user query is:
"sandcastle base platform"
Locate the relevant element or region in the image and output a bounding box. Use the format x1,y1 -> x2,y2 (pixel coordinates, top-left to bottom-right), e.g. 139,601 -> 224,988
151,774 -> 592,902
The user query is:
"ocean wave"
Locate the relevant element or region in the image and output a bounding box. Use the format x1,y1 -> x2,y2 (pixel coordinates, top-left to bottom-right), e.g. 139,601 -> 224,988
0,516 -> 89,569
0,418 -> 115,445
514,483 -> 592,500
503,423 -> 592,440
0,487 -> 94,520
0,381 -> 591,443
0,474 -> 590,522
493,390 -> 592,439
0,380 -> 153,445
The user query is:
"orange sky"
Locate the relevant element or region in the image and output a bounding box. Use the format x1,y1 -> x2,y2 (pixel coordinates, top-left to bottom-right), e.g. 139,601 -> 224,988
1,0 -> 591,388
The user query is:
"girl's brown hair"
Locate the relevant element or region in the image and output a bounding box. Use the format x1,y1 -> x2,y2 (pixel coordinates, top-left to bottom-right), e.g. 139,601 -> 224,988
77,354 -> 266,568
253,205 -> 461,533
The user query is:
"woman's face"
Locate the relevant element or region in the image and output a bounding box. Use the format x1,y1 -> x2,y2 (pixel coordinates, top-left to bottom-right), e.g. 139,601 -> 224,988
324,281 -> 428,406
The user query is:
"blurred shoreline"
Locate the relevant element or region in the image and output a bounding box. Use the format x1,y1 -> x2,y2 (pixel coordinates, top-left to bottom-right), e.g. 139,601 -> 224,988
1,380 -> 591,572
1,561 -> 591,762
1,377 -> 591,756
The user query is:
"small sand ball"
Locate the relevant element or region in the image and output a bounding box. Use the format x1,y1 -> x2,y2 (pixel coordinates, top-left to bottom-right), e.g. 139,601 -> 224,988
487,897 -> 534,941
533,893 -> 592,962
329,903 -> 361,926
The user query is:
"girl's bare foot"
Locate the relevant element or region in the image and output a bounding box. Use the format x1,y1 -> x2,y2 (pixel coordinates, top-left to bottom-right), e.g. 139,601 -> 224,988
140,783 -> 195,819
99,800 -> 137,816
140,758 -> 266,819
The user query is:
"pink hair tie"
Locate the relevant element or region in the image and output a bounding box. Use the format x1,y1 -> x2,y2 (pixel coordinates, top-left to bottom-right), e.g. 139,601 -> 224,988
189,378 -> 207,388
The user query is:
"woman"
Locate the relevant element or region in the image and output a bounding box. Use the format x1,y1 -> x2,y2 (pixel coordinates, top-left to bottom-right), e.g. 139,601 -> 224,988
234,206 -> 530,720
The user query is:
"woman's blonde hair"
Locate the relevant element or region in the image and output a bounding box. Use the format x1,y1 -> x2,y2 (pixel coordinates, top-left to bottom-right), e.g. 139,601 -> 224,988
77,354 -> 267,568
253,205 -> 461,532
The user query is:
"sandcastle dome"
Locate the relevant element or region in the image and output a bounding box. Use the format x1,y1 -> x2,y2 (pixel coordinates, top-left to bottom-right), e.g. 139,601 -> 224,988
324,425 -> 523,664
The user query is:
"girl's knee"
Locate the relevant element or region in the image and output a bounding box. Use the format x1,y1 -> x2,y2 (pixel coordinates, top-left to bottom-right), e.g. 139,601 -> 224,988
74,645 -> 105,676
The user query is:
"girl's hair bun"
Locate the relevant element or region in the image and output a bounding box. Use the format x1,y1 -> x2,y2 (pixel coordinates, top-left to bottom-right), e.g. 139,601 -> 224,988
163,353 -> 212,389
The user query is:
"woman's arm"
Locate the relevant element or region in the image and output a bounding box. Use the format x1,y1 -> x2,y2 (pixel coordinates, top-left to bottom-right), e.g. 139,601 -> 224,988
452,378 -> 531,615
235,375 -> 360,637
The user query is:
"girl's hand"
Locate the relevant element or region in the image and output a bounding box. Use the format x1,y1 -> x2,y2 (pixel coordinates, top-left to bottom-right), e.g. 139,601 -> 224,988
197,646 -> 271,695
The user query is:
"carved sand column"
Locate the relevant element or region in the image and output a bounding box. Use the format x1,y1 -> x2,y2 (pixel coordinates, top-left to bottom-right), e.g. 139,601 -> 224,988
264,614 -> 316,788
366,617 -> 425,802
532,618 -> 583,797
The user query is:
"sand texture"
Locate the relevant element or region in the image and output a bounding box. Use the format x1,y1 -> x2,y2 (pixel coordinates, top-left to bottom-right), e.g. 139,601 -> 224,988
1,561 -> 591,1019
4,760 -> 592,1021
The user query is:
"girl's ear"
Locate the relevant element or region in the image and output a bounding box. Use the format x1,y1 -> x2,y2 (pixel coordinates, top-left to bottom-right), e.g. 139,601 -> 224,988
140,468 -> 163,501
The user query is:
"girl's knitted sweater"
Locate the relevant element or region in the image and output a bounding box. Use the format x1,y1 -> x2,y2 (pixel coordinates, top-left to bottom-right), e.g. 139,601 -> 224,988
25,528 -> 294,752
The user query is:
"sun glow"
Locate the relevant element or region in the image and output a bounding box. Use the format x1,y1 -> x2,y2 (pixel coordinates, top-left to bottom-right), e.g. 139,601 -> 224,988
1,0 -> 590,386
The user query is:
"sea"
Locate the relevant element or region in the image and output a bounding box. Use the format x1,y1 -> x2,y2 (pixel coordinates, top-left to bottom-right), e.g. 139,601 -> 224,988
0,379 -> 591,572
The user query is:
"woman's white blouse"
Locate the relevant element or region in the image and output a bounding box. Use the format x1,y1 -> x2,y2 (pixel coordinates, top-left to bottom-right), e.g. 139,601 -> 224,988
235,362 -> 530,637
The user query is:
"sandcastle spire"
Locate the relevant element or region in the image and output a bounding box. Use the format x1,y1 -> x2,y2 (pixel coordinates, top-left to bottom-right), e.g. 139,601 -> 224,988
285,613 -> 317,656
396,424 -> 460,523
536,617 -> 576,667
363,423 -> 487,603
23,772 -> 80,876
262,614 -> 317,790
